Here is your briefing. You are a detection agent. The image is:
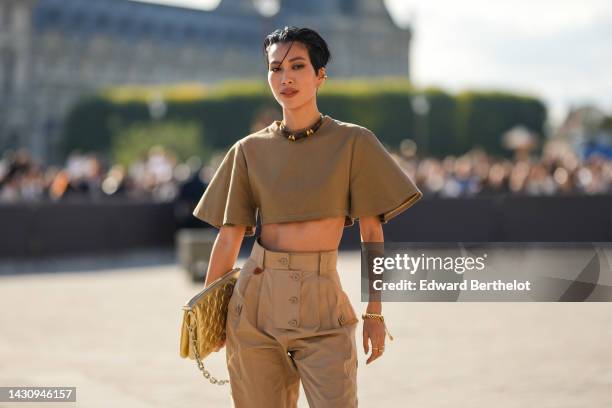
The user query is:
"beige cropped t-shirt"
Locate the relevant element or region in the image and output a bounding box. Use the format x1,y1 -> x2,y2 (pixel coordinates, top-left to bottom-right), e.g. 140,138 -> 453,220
193,115 -> 423,237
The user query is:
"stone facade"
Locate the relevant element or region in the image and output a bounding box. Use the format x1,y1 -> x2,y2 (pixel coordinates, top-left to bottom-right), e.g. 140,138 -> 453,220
0,0 -> 412,163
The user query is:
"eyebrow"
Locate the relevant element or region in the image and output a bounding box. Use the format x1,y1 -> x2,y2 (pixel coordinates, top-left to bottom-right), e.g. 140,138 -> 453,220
269,57 -> 306,65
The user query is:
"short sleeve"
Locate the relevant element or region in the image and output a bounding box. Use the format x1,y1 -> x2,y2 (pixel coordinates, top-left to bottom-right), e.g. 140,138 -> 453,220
192,141 -> 258,236
349,129 -> 422,223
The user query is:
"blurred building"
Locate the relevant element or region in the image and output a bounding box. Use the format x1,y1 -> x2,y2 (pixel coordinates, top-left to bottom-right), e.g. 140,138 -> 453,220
0,0 -> 413,164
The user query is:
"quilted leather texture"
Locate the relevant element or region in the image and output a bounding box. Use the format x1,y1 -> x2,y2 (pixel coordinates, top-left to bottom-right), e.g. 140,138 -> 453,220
180,270 -> 238,360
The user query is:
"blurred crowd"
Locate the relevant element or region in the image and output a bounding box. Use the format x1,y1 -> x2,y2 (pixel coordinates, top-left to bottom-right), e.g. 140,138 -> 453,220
0,146 -> 195,203
404,139 -> 612,197
1,138 -> 611,206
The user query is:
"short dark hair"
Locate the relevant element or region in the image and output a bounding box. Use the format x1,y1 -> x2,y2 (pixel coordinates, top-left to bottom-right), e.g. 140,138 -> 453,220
263,26 -> 331,74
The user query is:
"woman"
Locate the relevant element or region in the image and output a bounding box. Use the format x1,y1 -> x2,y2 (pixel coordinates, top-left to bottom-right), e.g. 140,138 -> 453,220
193,26 -> 422,407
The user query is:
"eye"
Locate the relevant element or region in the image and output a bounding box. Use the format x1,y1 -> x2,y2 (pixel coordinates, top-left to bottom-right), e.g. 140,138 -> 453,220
293,64 -> 304,70
269,67 -> 280,72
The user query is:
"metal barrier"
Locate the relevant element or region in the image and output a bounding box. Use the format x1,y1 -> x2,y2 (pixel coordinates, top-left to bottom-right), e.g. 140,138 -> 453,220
1,194 -> 610,259
0,200 -> 177,258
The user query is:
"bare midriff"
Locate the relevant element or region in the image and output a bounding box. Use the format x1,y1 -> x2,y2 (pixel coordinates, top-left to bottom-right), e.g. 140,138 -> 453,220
260,216 -> 345,252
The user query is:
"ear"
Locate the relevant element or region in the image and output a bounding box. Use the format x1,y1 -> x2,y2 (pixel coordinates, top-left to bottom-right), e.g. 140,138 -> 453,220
318,67 -> 327,80
317,67 -> 327,89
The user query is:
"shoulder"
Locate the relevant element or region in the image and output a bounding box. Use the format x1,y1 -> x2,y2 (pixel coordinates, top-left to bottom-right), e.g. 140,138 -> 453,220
242,121 -> 278,142
327,117 -> 373,137
316,117 -> 379,154
332,121 -> 380,153
235,124 -> 277,151
328,118 -> 378,146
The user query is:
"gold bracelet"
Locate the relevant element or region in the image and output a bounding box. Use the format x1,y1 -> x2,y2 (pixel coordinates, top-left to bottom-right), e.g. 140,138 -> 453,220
362,312 -> 394,341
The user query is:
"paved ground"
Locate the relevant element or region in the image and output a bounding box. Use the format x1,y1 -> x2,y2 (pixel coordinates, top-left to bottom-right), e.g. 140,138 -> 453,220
0,249 -> 611,408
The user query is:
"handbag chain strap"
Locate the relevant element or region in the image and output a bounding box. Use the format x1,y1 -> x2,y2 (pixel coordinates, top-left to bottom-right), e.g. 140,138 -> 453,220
187,311 -> 230,386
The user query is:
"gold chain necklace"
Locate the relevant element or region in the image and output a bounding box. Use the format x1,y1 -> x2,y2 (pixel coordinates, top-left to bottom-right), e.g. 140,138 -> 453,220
279,114 -> 324,141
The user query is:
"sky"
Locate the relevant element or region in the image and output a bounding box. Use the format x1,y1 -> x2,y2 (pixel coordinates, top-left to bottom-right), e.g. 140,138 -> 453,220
132,0 -> 612,126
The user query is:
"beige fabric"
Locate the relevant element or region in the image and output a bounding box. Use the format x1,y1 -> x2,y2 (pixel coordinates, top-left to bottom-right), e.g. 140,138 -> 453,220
193,114 -> 422,236
225,238 -> 359,407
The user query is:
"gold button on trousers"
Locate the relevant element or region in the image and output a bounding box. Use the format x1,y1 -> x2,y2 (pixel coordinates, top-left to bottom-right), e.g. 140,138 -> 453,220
226,238 -> 359,407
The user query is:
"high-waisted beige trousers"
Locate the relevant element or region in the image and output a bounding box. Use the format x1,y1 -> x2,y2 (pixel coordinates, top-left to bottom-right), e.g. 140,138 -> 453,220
225,237 -> 359,407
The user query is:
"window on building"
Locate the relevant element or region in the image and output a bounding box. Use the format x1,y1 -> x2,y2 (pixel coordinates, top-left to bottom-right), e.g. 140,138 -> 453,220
71,10 -> 86,29
140,20 -> 153,37
0,2 -> 11,31
2,48 -> 16,96
1,3 -> 13,30
43,7 -> 61,25
338,0 -> 357,15
95,13 -> 110,30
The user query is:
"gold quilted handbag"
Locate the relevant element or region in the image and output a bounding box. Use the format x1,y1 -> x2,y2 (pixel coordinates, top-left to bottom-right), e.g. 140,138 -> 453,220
179,267 -> 240,385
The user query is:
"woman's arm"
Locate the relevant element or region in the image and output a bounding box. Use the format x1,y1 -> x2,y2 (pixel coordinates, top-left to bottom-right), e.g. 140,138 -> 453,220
358,216 -> 384,314
206,224 -> 246,352
359,216 -> 388,364
203,224 -> 247,288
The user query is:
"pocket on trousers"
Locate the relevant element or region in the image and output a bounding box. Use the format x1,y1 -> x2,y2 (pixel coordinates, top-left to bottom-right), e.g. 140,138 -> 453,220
319,276 -> 359,330
336,291 -> 359,327
235,259 -> 258,300
228,262 -> 255,323
227,291 -> 244,321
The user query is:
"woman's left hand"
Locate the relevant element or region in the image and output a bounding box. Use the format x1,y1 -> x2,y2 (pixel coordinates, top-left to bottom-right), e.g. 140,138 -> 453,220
362,319 -> 386,364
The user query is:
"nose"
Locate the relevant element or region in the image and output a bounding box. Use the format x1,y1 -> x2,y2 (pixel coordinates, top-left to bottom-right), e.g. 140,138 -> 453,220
281,72 -> 294,85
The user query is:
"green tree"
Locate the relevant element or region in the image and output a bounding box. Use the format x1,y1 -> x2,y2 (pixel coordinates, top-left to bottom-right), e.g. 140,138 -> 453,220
111,121 -> 209,167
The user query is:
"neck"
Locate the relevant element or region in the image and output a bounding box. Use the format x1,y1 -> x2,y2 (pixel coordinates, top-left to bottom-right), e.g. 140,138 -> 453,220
281,104 -> 322,132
